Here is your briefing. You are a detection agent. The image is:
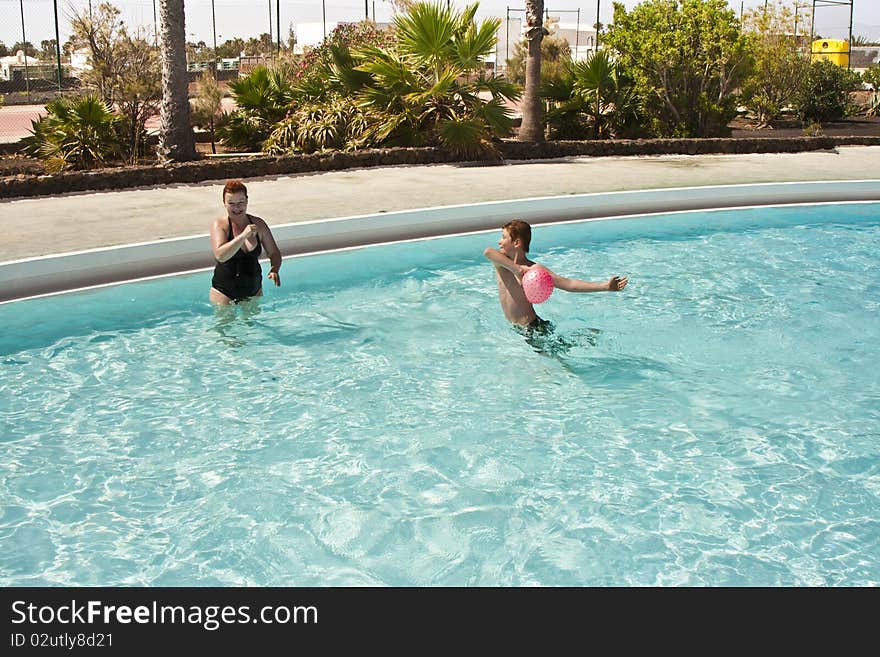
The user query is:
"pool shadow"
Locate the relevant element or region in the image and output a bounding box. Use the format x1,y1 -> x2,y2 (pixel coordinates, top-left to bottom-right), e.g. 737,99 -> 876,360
209,299 -> 268,348
521,326 -> 600,356
210,304 -> 368,350
518,325 -> 670,384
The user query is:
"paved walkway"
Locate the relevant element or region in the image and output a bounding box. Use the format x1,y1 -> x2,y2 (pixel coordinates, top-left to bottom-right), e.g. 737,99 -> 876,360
3,145 -> 879,262
0,105 -> 47,144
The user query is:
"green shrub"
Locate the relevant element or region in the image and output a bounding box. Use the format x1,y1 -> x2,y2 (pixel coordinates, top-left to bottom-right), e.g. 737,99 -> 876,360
739,2 -> 807,125
863,66 -> 880,117
264,95 -> 367,154
349,3 -> 521,158
190,72 -> 227,153
217,65 -> 295,151
794,59 -> 862,123
223,6 -> 519,159
269,4 -> 520,159
603,0 -> 751,137
542,51 -> 642,140
20,95 -> 121,172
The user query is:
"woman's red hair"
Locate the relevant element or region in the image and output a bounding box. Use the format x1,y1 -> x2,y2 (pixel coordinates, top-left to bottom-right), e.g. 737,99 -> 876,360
222,179 -> 248,200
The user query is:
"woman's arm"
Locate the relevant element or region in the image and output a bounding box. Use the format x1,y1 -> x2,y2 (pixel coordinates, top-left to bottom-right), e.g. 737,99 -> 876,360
254,216 -> 282,286
210,217 -> 257,262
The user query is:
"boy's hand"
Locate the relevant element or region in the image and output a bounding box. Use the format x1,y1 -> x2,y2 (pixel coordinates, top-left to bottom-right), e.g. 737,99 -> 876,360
608,276 -> 628,291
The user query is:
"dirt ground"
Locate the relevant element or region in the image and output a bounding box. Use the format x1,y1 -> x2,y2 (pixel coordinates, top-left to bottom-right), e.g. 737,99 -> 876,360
3,115 -> 879,178
0,139 -> 232,176
728,115 -> 880,138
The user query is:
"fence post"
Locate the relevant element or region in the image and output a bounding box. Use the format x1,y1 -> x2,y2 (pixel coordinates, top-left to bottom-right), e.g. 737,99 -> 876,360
505,7 -> 509,68
53,0 -> 63,94
19,0 -> 31,99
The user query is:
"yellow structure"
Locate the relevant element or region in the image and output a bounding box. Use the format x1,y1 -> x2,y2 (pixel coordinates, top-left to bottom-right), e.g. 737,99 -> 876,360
811,39 -> 850,67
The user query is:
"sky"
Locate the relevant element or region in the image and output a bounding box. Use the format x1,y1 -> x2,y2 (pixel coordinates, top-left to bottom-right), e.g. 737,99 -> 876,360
1,0 -> 878,54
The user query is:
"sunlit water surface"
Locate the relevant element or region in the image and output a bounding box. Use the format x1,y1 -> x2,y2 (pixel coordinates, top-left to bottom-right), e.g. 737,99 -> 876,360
1,203 -> 878,586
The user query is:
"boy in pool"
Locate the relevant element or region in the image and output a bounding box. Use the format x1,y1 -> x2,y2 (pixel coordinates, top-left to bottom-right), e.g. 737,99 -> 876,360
483,220 -> 628,331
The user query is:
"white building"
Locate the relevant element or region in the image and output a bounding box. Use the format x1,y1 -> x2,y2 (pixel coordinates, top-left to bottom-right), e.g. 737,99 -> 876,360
554,21 -> 598,62
493,17 -> 598,73
69,49 -> 92,77
0,50 -> 42,82
293,21 -> 394,54
294,22 -> 341,53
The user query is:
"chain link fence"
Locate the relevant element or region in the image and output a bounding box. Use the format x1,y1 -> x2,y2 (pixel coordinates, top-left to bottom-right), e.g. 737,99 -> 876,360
0,1 -> 598,145
0,0 -> 404,143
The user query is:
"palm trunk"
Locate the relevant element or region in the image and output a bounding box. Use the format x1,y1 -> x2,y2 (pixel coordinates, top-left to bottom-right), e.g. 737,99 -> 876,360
158,0 -> 196,162
518,0 -> 545,142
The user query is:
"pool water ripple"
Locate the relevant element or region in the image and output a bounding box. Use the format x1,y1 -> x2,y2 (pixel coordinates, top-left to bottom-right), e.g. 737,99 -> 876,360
1,203 -> 878,585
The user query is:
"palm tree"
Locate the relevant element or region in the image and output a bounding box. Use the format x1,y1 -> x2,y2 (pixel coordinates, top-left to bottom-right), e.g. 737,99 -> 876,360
219,64 -> 296,151
158,0 -> 196,162
542,50 -> 641,140
340,3 -> 520,158
22,95 -> 120,172
518,0 -> 546,142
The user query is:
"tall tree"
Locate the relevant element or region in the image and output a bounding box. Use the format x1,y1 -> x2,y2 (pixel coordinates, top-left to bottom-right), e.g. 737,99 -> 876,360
605,0 -> 751,137
69,3 -> 162,163
68,4 -> 125,103
158,0 -> 196,162
39,40 -> 59,61
518,0 -> 547,142
741,1 -> 809,126
190,71 -> 224,154
11,42 -> 37,57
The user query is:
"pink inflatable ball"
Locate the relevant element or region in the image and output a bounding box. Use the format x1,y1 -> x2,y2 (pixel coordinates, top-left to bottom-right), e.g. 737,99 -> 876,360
522,267 -> 554,304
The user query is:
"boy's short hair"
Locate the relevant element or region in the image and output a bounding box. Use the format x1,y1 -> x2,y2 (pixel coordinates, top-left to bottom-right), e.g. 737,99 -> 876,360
503,220 -> 532,252
223,179 -> 248,201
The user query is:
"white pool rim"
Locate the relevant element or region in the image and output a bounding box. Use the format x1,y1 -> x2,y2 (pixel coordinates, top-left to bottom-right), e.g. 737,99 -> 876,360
2,180 -> 878,303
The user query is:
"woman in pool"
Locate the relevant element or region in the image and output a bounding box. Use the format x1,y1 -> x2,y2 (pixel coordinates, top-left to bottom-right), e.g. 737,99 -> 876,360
209,179 -> 282,305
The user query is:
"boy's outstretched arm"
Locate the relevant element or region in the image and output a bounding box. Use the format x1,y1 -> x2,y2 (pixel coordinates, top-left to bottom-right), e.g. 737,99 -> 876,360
549,270 -> 628,293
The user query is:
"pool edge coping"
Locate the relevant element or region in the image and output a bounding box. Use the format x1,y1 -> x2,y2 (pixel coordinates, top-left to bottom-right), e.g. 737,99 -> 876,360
3,180 -> 879,303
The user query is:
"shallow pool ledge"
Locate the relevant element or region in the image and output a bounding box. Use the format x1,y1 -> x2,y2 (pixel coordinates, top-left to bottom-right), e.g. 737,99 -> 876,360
3,180 -> 879,302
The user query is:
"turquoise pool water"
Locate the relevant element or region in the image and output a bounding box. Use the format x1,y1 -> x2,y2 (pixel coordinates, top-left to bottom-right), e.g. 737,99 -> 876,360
1,203 -> 878,586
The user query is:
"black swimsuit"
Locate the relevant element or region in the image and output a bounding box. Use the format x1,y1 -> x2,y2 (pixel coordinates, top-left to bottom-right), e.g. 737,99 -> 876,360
519,316 -> 554,336
212,216 -> 262,302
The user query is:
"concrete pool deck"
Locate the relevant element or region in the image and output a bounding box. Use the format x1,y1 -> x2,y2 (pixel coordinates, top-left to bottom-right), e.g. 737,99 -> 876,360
4,145 -> 880,263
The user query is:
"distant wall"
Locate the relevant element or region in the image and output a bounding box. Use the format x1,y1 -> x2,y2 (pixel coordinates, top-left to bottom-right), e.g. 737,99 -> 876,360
3,136 -> 880,200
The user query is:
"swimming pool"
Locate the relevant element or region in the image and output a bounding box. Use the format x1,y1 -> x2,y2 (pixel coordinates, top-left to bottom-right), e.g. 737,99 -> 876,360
1,202 -> 878,585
